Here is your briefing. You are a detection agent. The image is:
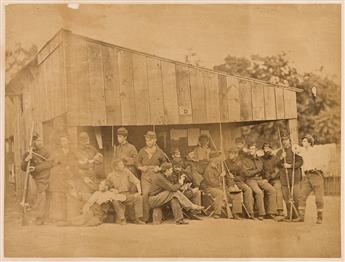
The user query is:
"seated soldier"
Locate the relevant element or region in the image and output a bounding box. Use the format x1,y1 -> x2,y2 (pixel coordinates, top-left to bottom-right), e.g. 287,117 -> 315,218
170,149 -> 202,209
189,134 -> 222,187
201,157 -> 242,219
148,163 -> 203,225
261,143 -> 285,217
241,142 -> 277,220
58,180 -> 126,227
224,148 -> 255,219
107,159 -> 145,225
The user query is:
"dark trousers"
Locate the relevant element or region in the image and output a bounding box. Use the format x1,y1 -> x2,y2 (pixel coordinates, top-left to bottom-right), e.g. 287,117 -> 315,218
148,191 -> 183,221
205,187 -> 225,216
141,172 -> 152,222
236,181 -> 254,215
112,193 -> 143,221
299,172 -> 324,210
35,189 -> 49,221
281,183 -> 300,218
270,179 -> 284,211
33,179 -> 50,221
246,179 -> 277,216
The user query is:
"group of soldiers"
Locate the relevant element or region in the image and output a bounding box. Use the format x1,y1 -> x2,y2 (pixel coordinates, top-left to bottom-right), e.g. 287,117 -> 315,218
21,126 -> 325,226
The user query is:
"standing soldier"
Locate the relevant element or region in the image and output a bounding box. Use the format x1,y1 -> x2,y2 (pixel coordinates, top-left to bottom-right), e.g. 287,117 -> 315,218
261,143 -> 285,217
21,133 -> 53,225
48,135 -> 79,223
241,143 -> 277,220
295,134 -> 325,224
137,131 -> 167,223
276,135 -> 303,221
75,132 -> 104,193
224,148 -> 255,219
113,127 -> 139,178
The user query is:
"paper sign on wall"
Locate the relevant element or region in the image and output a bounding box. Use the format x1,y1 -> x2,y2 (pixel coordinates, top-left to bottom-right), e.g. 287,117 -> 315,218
187,128 -> 200,146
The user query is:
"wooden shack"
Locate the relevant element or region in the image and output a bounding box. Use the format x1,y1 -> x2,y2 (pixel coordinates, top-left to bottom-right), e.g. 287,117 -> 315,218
5,29 -> 301,200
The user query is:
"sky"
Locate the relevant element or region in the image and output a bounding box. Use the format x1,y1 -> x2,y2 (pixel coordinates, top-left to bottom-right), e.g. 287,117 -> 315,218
5,4 -> 341,81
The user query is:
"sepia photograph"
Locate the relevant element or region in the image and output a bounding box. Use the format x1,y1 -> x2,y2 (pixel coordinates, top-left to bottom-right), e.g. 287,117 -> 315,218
1,1 -> 342,259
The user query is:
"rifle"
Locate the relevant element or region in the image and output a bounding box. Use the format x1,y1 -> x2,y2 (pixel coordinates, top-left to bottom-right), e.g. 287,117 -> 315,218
20,122 -> 35,226
277,128 -> 298,220
218,123 -> 233,219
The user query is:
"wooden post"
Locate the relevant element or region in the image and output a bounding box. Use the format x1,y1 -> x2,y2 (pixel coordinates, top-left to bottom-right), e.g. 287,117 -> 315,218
288,118 -> 299,145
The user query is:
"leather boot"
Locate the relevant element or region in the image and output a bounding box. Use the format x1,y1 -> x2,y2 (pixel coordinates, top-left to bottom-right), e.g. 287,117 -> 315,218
292,209 -> 304,222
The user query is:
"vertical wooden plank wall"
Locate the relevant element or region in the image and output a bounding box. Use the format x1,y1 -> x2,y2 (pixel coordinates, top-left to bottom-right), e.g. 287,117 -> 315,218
87,43 -> 107,125
275,87 -> 285,119
132,54 -> 150,125
101,46 -> 122,125
264,85 -> 277,120
218,75 -> 229,122
227,77 -> 241,122
62,34 -> 299,126
118,51 -> 136,125
147,58 -> 165,125
176,65 -> 193,124
189,68 -> 207,123
161,61 -> 179,124
252,83 -> 265,120
65,35 -> 91,125
239,80 -> 253,121
203,72 -> 220,122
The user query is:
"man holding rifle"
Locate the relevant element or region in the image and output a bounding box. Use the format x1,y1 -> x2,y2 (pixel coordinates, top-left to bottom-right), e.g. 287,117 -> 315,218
276,135 -> 303,221
202,157 -> 242,219
21,133 -> 53,225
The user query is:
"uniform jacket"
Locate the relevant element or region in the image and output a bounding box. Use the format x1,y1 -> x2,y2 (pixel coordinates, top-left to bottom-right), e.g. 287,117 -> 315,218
75,144 -> 104,178
193,145 -> 221,162
137,146 -> 167,170
49,148 -> 78,193
21,147 -> 53,192
240,154 -> 264,180
261,154 -> 280,180
149,172 -> 180,196
114,141 -> 138,167
202,163 -> 222,189
224,158 -> 245,182
106,168 -> 140,193
276,148 -> 303,186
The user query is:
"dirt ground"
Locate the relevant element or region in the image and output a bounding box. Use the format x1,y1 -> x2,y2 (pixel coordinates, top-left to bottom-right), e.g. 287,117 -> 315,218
3,195 -> 342,258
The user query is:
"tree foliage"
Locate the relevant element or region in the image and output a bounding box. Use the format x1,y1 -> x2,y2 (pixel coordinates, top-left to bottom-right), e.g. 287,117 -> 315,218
214,53 -> 341,145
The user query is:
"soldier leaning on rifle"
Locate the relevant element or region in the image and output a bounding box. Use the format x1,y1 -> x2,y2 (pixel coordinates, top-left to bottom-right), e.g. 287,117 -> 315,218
137,131 -> 167,223
21,133 -> 54,225
276,135 -> 303,220
261,143 -> 285,217
113,127 -> 139,178
225,148 -> 255,219
201,157 -> 242,219
241,143 -> 277,220
294,134 -> 325,224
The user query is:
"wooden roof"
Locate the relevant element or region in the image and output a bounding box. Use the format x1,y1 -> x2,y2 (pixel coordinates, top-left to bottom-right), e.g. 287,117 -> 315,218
8,29 -> 301,126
